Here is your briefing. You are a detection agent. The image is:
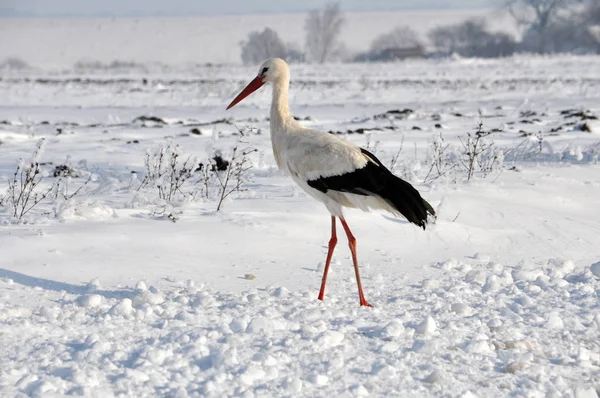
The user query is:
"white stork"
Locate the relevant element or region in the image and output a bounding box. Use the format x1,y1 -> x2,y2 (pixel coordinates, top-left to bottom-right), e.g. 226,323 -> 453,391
227,58 -> 435,307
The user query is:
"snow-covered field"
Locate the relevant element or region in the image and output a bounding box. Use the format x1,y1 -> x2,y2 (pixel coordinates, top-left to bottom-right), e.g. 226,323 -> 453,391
1,55 -> 600,397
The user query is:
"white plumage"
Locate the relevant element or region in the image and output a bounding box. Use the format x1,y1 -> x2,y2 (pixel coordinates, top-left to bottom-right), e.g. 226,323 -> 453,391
262,58 -> 378,218
227,58 -> 434,307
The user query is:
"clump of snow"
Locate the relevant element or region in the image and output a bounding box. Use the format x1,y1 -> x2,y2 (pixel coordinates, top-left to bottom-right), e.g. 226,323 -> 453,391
380,341 -> 401,353
352,384 -> 369,396
38,305 -> 59,319
382,319 -> 405,338
425,369 -> 444,384
76,294 -> 103,308
240,366 -> 266,386
465,336 -> 494,354
482,275 -> 502,292
272,286 -> 289,297
86,278 -> 101,292
229,318 -> 248,333
247,316 -> 271,333
439,258 -> 458,270
512,266 -> 544,282
421,278 -> 440,289
109,298 -> 134,317
465,269 -> 486,285
56,200 -> 117,221
0,306 -> 32,320
545,312 -> 564,329
547,258 -> 576,278
488,319 -> 502,330
505,361 -> 527,374
377,365 -> 397,378
313,375 -> 329,386
132,290 -> 164,306
415,316 -> 436,335
284,378 -> 303,393
318,330 -> 345,349
451,302 -> 472,316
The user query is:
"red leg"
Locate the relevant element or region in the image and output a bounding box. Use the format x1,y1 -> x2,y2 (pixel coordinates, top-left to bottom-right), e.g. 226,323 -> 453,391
339,218 -> 372,307
318,216 -> 337,301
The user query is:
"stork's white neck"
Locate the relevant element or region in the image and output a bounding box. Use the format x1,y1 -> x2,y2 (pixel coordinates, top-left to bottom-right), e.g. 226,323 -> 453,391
270,75 -> 294,131
268,70 -> 299,170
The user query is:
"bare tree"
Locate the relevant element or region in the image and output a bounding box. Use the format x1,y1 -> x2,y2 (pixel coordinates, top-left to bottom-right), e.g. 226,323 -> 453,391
511,0 -> 600,53
354,26 -> 425,61
240,28 -> 287,65
429,18 -> 517,57
525,18 -> 599,52
506,0 -> 573,29
506,0 -> 577,52
580,0 -> 600,50
305,2 -> 345,63
370,26 -> 422,53
429,18 -> 487,54
587,0 -> 600,24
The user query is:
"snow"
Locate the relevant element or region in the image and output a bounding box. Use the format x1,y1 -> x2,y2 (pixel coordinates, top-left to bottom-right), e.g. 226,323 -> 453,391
416,316 -> 437,335
450,302 -> 472,316
76,294 -> 103,308
1,49 -> 600,396
382,319 -> 405,338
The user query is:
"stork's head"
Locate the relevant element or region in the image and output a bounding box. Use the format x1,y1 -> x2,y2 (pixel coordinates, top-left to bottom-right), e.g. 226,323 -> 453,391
257,58 -> 289,83
226,58 -> 289,110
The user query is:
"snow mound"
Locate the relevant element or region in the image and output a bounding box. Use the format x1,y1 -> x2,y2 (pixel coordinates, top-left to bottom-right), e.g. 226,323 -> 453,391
56,200 -> 117,221
0,131 -> 32,142
76,294 -> 103,308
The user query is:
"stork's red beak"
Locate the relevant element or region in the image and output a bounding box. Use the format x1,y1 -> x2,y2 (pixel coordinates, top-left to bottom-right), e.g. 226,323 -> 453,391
226,76 -> 264,110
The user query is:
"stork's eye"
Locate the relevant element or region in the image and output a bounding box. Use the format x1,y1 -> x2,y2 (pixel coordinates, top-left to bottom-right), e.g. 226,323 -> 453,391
261,67 -> 269,75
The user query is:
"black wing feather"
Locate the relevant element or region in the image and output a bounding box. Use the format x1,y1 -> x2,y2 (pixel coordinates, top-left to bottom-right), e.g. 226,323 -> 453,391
307,148 -> 435,229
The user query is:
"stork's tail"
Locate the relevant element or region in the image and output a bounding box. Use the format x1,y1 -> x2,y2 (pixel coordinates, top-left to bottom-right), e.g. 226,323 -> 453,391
356,148 -> 435,229
380,174 -> 435,229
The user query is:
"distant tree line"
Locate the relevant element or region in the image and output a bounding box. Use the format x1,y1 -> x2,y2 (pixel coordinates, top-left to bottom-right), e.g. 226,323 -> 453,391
239,0 -> 600,64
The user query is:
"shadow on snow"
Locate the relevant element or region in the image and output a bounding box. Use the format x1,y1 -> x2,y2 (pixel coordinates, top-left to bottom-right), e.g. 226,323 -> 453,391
0,268 -> 136,299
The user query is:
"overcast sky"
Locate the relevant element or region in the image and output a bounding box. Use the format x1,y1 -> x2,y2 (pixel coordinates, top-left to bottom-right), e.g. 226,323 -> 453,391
1,0 -> 500,17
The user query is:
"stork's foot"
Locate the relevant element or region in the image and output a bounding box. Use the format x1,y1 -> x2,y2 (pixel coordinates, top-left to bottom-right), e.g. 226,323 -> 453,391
359,298 -> 373,307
